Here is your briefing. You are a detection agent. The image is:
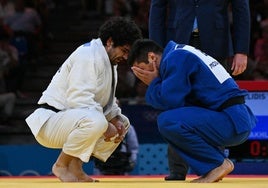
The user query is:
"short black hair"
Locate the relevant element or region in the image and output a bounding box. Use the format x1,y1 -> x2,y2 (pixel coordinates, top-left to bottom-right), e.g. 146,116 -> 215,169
98,17 -> 142,47
127,39 -> 163,66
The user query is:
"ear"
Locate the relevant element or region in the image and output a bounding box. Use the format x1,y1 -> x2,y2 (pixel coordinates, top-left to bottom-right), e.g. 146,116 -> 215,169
148,52 -> 157,62
106,37 -> 113,47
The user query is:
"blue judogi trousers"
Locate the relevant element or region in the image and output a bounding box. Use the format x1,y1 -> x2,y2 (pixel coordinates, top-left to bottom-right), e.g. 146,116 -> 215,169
157,106 -> 251,176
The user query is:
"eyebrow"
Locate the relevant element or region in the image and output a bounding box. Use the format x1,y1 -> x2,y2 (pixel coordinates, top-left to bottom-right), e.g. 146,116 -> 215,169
121,47 -> 130,54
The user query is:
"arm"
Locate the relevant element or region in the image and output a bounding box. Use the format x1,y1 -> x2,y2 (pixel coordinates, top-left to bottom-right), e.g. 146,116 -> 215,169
133,51 -> 193,110
149,0 -> 168,47
131,61 -> 159,86
108,115 -> 127,143
145,54 -> 191,110
230,0 -> 250,76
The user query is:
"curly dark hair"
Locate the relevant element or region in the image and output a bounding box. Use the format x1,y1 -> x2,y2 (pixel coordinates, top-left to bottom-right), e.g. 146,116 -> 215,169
98,17 -> 142,47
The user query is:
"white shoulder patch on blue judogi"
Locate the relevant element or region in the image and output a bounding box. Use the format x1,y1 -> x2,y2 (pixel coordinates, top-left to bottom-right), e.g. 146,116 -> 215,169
182,45 -> 231,84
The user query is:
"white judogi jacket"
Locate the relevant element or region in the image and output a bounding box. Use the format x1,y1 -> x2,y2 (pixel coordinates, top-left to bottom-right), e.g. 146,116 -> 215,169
26,38 -> 129,161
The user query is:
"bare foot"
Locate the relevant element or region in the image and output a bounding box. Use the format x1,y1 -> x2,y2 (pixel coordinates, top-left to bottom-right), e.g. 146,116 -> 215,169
52,151 -> 99,182
52,163 -> 78,182
68,159 -> 98,182
191,158 -> 234,183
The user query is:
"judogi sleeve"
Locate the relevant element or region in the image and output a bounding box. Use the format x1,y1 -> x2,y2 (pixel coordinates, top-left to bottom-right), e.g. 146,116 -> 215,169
145,50 -> 197,110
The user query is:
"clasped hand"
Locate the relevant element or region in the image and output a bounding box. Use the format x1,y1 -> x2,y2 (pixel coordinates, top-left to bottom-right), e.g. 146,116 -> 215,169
103,119 -> 126,143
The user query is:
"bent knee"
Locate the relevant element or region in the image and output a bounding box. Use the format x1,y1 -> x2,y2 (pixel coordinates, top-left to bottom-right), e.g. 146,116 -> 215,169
78,113 -> 108,133
157,113 -> 185,135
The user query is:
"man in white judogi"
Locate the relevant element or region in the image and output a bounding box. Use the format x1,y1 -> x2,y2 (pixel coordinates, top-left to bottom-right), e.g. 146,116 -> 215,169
25,17 -> 142,182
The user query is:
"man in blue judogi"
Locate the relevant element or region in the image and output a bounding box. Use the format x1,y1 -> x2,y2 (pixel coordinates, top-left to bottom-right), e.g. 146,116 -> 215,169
127,39 -> 256,183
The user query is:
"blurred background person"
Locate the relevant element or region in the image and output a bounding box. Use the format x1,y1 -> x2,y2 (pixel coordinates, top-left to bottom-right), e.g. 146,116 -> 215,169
3,0 -> 43,63
0,0 -> 15,26
0,25 -> 17,124
253,18 -> 268,80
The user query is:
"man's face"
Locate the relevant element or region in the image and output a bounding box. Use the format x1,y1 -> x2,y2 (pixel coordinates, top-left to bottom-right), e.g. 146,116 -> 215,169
107,44 -> 130,65
131,52 -> 161,85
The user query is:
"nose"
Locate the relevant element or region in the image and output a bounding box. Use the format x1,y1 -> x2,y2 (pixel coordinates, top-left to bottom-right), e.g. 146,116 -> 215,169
123,53 -> 128,60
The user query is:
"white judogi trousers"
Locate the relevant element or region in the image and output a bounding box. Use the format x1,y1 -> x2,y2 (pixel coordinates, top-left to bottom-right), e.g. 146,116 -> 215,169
27,107 -> 129,163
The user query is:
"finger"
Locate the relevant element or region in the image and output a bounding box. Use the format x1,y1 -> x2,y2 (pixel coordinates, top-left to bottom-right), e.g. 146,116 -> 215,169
104,137 -> 111,142
231,62 -> 235,71
114,136 -> 121,143
232,68 -> 240,76
114,135 -> 124,143
132,66 -> 150,75
120,124 -> 126,134
152,61 -> 157,72
132,69 -> 143,78
232,66 -> 245,76
131,66 -> 143,74
114,138 -> 121,143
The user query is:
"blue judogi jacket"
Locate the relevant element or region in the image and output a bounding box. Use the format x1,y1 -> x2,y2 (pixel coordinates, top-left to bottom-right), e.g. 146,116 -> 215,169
146,41 -> 256,134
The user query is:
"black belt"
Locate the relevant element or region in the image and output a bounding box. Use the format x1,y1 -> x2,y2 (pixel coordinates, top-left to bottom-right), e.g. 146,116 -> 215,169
217,96 -> 245,111
39,103 -> 60,112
